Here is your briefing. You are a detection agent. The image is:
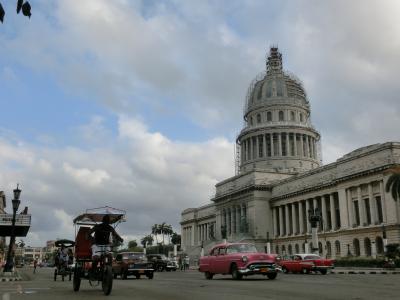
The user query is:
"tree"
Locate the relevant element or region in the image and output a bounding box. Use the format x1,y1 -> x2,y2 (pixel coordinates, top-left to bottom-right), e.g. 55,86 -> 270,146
128,240 -> 137,250
151,224 -> 160,244
171,232 -> 181,245
385,166 -> 400,201
159,222 -> 167,245
0,0 -> 32,23
140,235 -> 154,248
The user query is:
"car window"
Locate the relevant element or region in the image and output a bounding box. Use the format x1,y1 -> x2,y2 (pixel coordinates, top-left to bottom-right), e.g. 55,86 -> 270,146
218,248 -> 226,255
210,248 -> 218,256
304,255 -> 321,260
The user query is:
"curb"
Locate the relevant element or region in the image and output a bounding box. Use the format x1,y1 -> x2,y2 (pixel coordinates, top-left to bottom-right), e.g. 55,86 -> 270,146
331,270 -> 400,275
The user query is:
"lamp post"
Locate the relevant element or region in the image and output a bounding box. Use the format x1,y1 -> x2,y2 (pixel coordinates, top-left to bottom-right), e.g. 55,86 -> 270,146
3,184 -> 21,272
308,207 -> 322,255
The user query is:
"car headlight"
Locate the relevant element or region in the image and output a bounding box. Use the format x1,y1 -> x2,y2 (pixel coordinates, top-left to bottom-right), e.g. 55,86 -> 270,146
242,256 -> 248,263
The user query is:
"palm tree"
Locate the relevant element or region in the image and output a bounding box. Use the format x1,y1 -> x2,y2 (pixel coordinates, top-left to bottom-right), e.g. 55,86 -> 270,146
385,166 -> 400,201
164,224 -> 173,244
159,222 -> 167,245
141,235 -> 154,248
151,224 -> 160,244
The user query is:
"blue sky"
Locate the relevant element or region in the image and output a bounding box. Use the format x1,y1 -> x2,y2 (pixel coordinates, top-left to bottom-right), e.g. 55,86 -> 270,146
1,0 -> 400,246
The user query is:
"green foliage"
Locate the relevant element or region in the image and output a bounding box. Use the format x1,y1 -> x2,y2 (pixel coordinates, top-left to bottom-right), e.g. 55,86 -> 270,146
386,243 -> 400,259
385,167 -> 400,201
128,240 -> 138,249
171,232 -> 181,245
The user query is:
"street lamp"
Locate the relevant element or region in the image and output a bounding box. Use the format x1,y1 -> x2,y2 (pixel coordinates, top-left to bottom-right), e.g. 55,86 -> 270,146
308,207 -> 322,254
3,184 -> 21,272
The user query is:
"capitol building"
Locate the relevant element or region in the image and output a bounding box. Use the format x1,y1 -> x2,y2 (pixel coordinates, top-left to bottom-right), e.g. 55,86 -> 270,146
180,47 -> 400,259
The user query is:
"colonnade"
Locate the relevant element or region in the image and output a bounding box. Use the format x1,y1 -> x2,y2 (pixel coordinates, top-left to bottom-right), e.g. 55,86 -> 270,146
241,132 -> 317,163
273,192 -> 340,237
197,222 -> 216,245
221,204 -> 247,236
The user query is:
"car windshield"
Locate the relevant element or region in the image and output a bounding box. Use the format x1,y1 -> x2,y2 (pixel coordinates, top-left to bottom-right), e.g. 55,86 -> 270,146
227,244 -> 258,254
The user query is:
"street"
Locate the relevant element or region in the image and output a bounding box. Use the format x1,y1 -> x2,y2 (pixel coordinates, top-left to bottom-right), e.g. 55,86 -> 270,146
1,267 -> 399,300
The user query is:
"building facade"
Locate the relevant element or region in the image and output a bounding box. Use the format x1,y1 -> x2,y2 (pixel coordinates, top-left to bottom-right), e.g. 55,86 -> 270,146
180,47 -> 400,260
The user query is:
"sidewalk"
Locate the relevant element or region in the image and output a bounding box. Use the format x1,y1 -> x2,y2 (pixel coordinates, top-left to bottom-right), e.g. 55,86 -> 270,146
331,267 -> 400,275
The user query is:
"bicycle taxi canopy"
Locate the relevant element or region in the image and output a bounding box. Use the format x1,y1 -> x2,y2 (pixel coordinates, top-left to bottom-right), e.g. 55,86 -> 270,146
73,206 -> 126,226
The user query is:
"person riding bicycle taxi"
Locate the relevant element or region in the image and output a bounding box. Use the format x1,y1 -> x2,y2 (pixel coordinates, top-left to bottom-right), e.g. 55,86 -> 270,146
87,215 -> 124,272
57,245 -> 68,267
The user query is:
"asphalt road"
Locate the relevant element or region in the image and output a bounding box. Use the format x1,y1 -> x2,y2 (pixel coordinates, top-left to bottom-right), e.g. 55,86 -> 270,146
1,267 -> 399,300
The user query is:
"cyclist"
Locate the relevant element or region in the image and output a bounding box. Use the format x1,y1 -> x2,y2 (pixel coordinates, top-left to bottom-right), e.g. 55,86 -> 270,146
87,215 -> 123,276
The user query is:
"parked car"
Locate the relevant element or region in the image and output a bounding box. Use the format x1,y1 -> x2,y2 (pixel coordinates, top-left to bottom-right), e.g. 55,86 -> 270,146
146,254 -> 169,272
199,242 -> 280,280
278,254 -> 334,275
113,252 -> 154,279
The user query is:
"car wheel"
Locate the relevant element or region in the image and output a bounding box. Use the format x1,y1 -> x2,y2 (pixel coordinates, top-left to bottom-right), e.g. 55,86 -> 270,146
204,271 -> 213,280
267,272 -> 277,280
73,268 -> 81,292
301,268 -> 310,274
282,266 -> 288,274
147,273 -> 154,279
54,269 -> 57,281
320,269 -> 327,275
231,264 -> 242,280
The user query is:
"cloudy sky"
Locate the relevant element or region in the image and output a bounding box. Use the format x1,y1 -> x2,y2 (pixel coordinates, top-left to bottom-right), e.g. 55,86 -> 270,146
1,0 -> 400,247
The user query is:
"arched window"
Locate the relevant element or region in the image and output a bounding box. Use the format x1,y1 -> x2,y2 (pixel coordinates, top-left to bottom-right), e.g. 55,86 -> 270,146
282,245 -> 286,256
250,116 -> 254,126
335,241 -> 341,257
300,113 -> 304,122
302,243 -> 306,253
364,238 -> 371,257
353,239 -> 360,256
257,114 -> 261,124
376,236 -> 384,254
295,244 -> 300,253
267,111 -> 272,121
288,244 -> 293,255
275,245 -> 279,254
318,242 -> 323,255
326,241 -> 332,258
290,111 -> 295,121
279,111 -> 284,121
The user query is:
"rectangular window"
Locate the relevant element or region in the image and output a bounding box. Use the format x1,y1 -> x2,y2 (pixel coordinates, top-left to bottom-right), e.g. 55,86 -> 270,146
354,201 -> 360,226
327,209 -> 332,230
364,198 -> 371,225
334,193 -> 341,228
376,196 -> 383,223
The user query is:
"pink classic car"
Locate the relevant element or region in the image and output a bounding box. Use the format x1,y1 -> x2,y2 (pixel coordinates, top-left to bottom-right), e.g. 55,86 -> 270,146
278,254 -> 334,275
198,242 -> 280,280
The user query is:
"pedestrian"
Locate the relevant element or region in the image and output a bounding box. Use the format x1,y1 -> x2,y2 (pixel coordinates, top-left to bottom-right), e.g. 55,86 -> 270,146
178,256 -> 183,271
33,259 -> 37,274
184,255 -> 190,271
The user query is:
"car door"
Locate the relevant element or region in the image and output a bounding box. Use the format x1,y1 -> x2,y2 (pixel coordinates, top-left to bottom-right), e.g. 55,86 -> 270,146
214,247 -> 228,274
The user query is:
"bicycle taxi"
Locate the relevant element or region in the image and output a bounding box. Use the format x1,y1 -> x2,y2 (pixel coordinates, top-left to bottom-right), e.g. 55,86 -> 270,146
72,206 -> 126,296
54,239 -> 75,281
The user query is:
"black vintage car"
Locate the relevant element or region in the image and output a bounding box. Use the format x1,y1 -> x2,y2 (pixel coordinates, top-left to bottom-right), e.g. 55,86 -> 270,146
146,254 -> 170,272
113,252 -> 154,279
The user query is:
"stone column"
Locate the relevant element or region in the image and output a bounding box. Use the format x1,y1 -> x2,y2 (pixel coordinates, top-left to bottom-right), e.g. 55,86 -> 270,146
347,189 -> 354,228
305,136 -> 309,158
256,136 -> 259,159
369,183 -> 377,225
236,206 -> 241,234
321,195 -> 327,232
330,193 -> 336,230
279,206 -> 284,237
357,186 -> 365,226
270,134 -> 275,156
291,203 -> 297,235
300,134 -> 304,157
263,134 -> 267,158
379,181 -> 388,222
273,207 -> 277,236
286,132 -> 290,156
299,201 -> 304,234
249,137 -> 253,161
293,133 -> 298,157
278,133 -> 282,156
285,205 -> 290,236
